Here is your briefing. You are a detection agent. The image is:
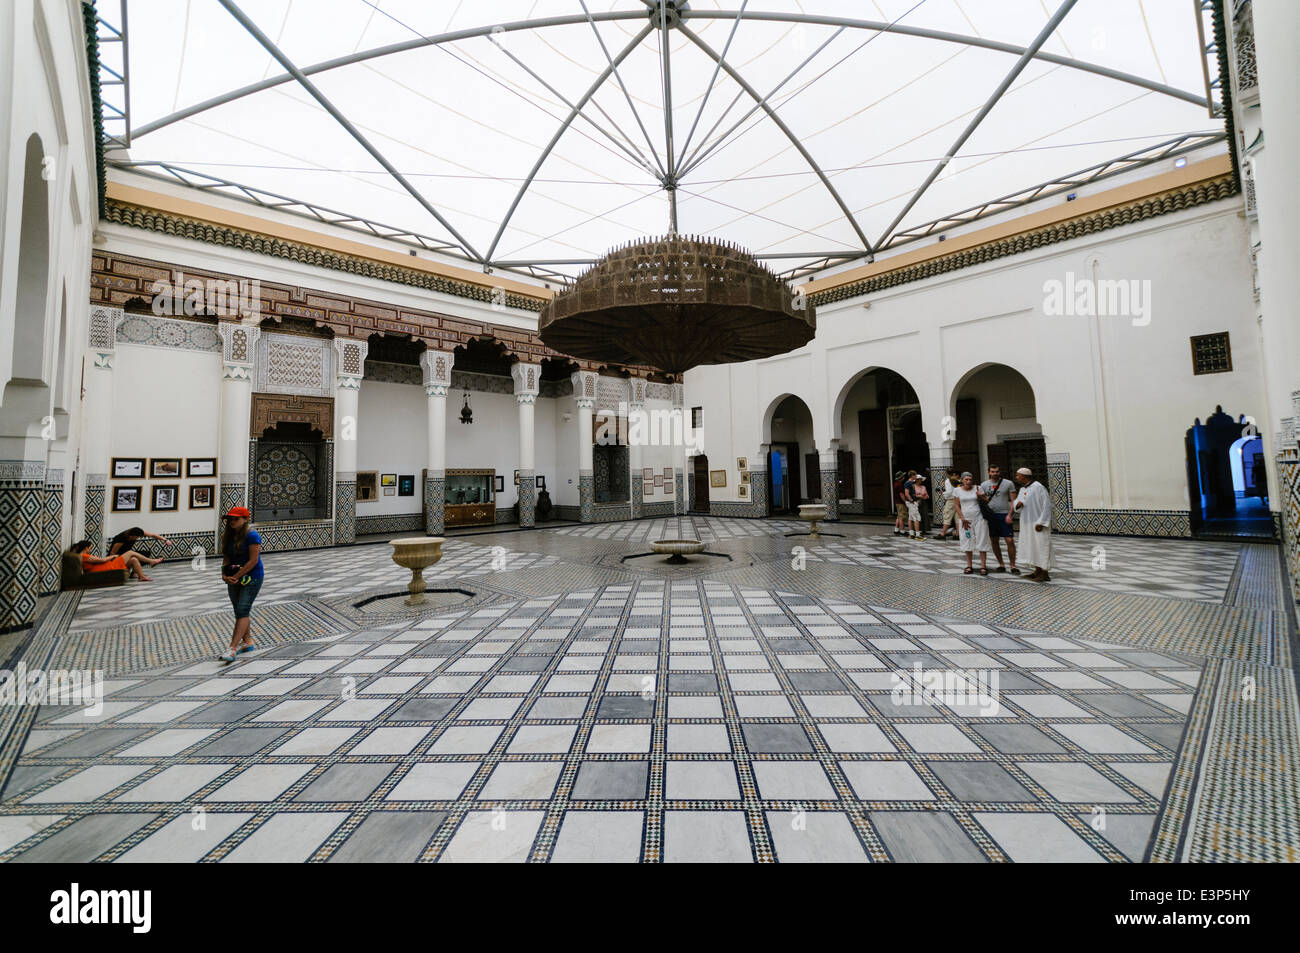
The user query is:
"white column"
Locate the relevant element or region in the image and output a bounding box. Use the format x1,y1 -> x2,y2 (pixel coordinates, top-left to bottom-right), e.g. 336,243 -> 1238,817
217,322 -> 260,519
82,306 -> 119,552
332,337 -> 367,543
628,377 -> 647,518
512,363 -> 541,527
420,348 -> 455,535
672,382 -> 687,515
573,371 -> 598,521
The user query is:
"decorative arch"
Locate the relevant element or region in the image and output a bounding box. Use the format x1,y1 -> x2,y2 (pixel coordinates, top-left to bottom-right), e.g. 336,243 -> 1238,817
10,134 -> 52,386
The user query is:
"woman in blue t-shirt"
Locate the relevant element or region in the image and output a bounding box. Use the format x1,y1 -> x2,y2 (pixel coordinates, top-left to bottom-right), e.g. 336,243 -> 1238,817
218,506 -> 264,662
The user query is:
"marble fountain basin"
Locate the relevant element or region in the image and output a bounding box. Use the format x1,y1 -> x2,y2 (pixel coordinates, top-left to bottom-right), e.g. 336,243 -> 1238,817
390,536 -> 446,605
650,538 -> 706,564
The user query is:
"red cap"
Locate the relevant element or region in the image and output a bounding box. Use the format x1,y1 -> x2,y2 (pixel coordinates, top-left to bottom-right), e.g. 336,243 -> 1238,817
225,506 -> 252,519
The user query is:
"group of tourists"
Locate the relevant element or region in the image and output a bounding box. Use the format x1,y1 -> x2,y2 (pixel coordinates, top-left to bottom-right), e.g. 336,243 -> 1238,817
941,465 -> 1053,580
896,464 -> 1053,581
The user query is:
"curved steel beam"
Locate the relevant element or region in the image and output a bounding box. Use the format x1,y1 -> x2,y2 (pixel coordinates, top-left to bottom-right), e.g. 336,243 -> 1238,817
677,24 -> 874,255
133,7 -> 1205,142
875,0 -> 1080,249
217,0 -> 482,261
485,24 -> 655,263
682,9 -> 1207,108
132,11 -> 648,140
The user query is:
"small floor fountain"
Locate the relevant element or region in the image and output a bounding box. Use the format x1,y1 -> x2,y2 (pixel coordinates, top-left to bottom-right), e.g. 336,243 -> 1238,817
784,503 -> 844,539
622,538 -> 731,566
390,536 -> 445,605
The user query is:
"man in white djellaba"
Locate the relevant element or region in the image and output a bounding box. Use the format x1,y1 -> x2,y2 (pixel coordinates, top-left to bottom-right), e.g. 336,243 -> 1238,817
1012,467 -> 1052,582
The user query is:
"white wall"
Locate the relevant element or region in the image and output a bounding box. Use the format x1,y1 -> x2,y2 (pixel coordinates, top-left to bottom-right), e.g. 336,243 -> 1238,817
102,342 -> 223,541
685,200 -> 1264,515
955,364 -> 1042,475
357,377 -> 572,518
0,0 -> 97,546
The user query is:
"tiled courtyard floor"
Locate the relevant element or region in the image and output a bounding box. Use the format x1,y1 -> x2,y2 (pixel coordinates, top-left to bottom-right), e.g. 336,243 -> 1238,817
0,518 -> 1295,862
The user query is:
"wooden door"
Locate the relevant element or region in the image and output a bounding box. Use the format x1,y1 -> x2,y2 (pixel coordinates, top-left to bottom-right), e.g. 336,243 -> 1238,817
692,454 -> 710,511
805,453 -> 821,502
837,449 -> 855,501
858,408 -> 890,512
953,397 -> 980,476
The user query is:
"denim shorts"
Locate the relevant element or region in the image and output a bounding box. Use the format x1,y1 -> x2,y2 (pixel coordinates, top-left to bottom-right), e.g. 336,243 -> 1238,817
228,577 -> 263,619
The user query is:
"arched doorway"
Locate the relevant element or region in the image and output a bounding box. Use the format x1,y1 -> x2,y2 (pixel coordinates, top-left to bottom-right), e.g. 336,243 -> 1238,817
1186,407 -> 1272,537
836,369 -> 929,516
765,394 -> 815,515
950,363 -> 1045,486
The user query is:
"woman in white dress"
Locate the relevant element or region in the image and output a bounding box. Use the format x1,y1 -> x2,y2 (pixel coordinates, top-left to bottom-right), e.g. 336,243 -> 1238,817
952,472 -> 992,574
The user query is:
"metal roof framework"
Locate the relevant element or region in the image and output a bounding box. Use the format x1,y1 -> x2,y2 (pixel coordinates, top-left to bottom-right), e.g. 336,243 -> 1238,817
101,0 -> 1223,284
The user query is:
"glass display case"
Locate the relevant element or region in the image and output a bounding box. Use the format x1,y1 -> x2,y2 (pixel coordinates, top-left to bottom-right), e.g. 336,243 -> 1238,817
442,468 -> 496,527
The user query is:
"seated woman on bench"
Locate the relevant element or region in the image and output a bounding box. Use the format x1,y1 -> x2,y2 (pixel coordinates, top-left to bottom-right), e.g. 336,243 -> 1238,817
71,540 -> 153,581
107,526 -> 171,566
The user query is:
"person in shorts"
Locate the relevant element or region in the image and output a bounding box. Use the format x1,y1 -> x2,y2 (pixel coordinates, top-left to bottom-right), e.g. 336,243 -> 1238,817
938,468 -> 960,539
980,464 -> 1018,573
893,471 -> 908,535
219,507 -> 264,662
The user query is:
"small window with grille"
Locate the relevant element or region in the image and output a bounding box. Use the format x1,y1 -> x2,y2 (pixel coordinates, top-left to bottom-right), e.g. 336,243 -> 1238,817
691,406 -> 703,428
1190,332 -> 1232,375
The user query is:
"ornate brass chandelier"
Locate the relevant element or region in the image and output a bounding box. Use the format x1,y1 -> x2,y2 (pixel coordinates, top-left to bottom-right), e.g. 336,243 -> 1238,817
538,234 -> 816,376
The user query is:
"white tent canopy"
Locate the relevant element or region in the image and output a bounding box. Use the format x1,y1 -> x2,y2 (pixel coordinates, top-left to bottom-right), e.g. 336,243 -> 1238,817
108,0 -> 1223,280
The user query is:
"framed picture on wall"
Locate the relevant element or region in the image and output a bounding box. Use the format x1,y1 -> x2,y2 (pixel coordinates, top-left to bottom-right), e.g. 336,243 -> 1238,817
737,483 -> 749,499
398,474 -> 415,497
710,470 -> 727,488
643,480 -> 655,497
190,485 -> 214,509
643,467 -> 654,481
112,486 -> 141,512
740,471 -> 751,484
737,457 -> 747,471
150,458 -> 182,479
654,474 -> 664,487
111,457 -> 145,479
494,475 -> 505,493
357,471 -> 377,502
537,475 -> 546,490
381,473 -> 397,487
151,484 -> 179,511
663,467 -> 673,482
514,470 -> 521,486
186,457 -> 217,478
383,487 -> 396,496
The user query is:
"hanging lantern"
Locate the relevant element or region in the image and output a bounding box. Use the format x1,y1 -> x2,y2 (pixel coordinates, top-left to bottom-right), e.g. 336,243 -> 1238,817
459,392 -> 473,425
538,234 -> 815,375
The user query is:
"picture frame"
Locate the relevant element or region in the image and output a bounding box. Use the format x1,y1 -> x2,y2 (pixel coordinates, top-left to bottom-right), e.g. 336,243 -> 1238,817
514,469 -> 521,486
189,484 -> 214,509
380,473 -> 397,487
654,474 -> 664,487
663,467 -> 673,482
398,474 -> 415,497
150,458 -> 182,479
737,457 -> 747,471
536,475 -> 546,491
643,480 -> 655,497
643,467 -> 655,481
111,457 -> 145,479
151,484 -> 179,511
356,471 -> 377,502
740,471 -> 751,484
494,475 -> 505,493
112,485 -> 141,512
383,487 -> 396,496
709,469 -> 727,488
737,483 -> 749,499
186,457 -> 217,478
